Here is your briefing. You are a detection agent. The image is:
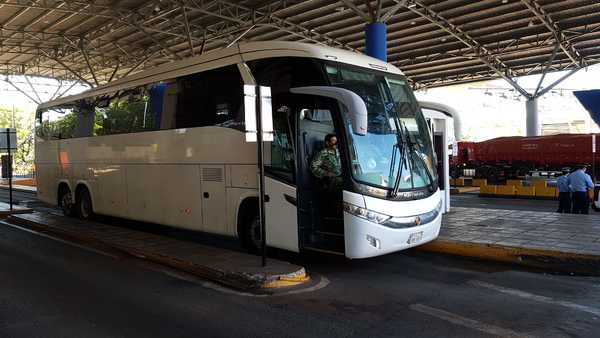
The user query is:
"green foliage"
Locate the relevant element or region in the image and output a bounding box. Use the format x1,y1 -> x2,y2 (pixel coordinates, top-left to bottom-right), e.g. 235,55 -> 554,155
94,97 -> 154,136
0,106 -> 34,174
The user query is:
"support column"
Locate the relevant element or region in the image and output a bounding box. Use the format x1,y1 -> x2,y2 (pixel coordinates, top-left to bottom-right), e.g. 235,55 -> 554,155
526,98 -> 540,136
365,22 -> 387,62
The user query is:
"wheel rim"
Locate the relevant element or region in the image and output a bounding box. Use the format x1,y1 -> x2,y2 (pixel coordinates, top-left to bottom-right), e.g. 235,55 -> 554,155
61,191 -> 73,214
249,219 -> 262,249
80,194 -> 91,218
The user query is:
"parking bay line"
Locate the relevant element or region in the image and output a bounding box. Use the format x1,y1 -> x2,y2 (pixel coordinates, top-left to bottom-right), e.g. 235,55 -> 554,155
409,303 -> 534,338
469,280 -> 600,317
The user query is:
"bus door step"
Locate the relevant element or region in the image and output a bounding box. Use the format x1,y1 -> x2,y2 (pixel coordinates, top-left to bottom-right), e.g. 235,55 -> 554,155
303,246 -> 344,256
307,230 -> 345,254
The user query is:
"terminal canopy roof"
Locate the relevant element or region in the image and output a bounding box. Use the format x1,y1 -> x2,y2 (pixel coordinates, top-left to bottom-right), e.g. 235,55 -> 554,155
0,0 -> 598,89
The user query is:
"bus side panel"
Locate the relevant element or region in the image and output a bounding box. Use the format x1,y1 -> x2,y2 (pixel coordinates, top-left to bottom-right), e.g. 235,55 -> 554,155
35,140 -> 60,205
92,164 -> 128,218
35,163 -> 60,205
126,164 -> 203,231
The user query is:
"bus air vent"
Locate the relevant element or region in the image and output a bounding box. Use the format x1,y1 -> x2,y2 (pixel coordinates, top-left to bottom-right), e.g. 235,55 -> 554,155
202,167 -> 224,182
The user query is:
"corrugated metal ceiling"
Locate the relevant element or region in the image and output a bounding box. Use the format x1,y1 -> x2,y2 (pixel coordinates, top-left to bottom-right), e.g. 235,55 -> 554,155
0,0 -> 598,90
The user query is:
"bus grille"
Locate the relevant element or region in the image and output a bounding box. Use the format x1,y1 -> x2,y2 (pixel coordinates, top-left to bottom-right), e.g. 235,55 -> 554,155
202,167 -> 223,182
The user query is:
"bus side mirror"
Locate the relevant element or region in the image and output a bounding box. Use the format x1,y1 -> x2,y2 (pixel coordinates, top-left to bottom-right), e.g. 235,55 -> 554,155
290,86 -> 367,135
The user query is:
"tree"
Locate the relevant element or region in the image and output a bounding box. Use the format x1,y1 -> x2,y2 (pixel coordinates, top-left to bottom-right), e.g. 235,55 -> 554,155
0,106 -> 35,175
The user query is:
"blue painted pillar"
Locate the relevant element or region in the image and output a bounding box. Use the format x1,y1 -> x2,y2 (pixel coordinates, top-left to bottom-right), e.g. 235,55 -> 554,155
365,22 -> 387,62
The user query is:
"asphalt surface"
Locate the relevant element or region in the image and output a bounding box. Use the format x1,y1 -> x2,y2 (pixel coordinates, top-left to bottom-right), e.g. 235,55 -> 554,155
451,192 -> 561,212
0,188 -> 39,205
1,189 -> 600,337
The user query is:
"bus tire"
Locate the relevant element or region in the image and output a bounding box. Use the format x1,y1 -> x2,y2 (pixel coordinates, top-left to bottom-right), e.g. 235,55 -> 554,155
76,186 -> 94,220
58,184 -> 75,217
244,214 -> 262,254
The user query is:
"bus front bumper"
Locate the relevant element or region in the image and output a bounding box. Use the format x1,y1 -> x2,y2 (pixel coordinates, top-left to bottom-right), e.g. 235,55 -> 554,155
343,211 -> 442,259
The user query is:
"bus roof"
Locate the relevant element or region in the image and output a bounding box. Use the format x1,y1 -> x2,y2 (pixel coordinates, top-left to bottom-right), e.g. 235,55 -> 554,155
38,41 -> 404,110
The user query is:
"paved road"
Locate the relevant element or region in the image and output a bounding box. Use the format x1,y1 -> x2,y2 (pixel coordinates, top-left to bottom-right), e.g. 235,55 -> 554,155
1,189 -> 600,337
451,192 -> 560,212
1,222 -> 599,337
0,187 -> 565,213
0,188 -> 38,205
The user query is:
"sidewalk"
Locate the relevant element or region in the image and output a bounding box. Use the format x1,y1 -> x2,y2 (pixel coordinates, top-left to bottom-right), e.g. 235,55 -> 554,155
7,212 -> 309,291
0,184 -> 37,193
0,201 -> 33,216
419,207 -> 600,275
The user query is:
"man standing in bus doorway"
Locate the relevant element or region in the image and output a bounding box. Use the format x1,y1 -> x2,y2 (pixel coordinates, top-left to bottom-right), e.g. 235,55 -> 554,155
311,133 -> 342,191
556,170 -> 571,213
311,133 -> 343,229
569,165 -> 594,214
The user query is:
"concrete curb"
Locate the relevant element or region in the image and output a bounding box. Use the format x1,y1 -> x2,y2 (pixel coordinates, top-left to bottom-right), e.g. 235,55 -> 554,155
417,238 -> 600,276
0,207 -> 34,216
6,215 -> 310,292
0,185 -> 37,193
450,187 -> 480,194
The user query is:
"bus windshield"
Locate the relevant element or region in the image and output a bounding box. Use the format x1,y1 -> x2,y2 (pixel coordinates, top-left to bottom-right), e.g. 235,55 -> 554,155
325,63 -> 437,191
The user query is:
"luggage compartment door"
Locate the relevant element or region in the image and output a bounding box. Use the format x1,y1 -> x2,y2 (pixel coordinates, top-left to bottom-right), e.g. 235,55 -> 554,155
200,165 -> 228,235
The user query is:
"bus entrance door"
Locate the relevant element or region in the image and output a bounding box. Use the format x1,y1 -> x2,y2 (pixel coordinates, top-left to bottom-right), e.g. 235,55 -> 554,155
264,176 -> 299,252
264,97 -> 299,252
295,100 -> 345,255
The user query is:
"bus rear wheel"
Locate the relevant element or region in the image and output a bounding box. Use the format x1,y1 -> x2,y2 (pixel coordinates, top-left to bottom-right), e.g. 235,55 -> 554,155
76,187 -> 94,220
58,185 -> 75,217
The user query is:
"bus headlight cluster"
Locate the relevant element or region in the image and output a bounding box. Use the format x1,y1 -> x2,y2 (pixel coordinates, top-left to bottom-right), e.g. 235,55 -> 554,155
343,202 -> 391,224
384,200 -> 442,229
344,200 -> 442,228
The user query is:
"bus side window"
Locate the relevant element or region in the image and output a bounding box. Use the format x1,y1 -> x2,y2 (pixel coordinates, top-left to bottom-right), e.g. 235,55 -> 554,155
35,111 -> 49,139
175,65 -> 244,130
93,81 -> 173,136
160,83 -> 179,130
39,106 -> 76,139
74,100 -> 94,138
267,104 -> 295,184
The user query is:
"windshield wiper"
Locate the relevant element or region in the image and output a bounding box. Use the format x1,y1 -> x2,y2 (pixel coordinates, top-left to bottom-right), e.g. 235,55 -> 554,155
399,120 -> 436,192
390,142 -> 406,197
391,120 -> 410,197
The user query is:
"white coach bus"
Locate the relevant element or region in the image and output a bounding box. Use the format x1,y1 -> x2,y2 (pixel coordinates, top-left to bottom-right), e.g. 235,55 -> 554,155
35,41 -> 442,259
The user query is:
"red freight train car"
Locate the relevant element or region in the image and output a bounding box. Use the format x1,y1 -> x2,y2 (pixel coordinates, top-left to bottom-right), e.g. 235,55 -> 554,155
452,133 -> 600,181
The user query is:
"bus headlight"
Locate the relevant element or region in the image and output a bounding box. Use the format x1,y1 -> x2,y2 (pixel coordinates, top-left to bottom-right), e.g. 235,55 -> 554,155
383,200 -> 442,229
343,202 -> 391,224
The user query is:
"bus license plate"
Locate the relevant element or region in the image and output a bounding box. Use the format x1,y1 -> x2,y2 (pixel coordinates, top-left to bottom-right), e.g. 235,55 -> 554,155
407,231 -> 423,244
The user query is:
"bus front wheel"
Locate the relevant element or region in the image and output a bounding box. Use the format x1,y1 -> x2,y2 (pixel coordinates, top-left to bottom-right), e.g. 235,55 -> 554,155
244,215 -> 262,254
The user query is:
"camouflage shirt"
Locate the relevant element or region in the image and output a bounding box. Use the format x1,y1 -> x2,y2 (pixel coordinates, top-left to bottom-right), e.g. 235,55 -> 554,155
311,148 -> 341,178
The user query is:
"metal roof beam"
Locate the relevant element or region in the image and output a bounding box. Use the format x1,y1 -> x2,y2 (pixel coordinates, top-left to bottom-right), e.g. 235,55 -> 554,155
24,75 -> 43,103
184,0 -> 355,51
533,43 -> 559,97
2,77 -> 41,104
181,6 -> 195,56
398,0 -> 530,98
536,67 -> 581,97
339,1 -> 370,22
520,0 -> 585,67
80,41 -> 99,86
49,80 -> 63,101
380,0 -> 408,23
38,49 -> 94,87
